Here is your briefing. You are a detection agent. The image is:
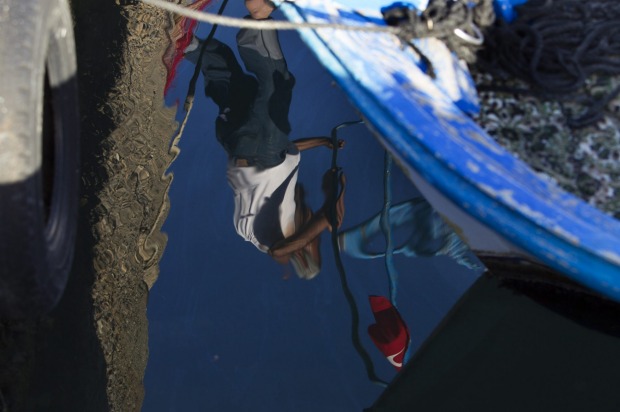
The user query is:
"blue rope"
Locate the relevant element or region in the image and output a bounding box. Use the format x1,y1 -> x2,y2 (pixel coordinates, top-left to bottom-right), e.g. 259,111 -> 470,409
379,151 -> 415,365
380,152 -> 399,307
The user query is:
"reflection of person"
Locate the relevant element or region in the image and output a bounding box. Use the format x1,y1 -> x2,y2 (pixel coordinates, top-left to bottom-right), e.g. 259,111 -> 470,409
185,1 -> 344,279
338,196 -> 481,270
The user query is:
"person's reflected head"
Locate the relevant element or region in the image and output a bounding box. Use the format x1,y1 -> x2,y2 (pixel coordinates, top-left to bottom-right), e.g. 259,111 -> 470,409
290,237 -> 321,280
245,0 -> 276,19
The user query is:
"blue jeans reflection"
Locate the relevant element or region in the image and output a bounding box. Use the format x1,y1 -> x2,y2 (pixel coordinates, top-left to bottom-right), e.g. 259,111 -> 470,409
338,197 -> 481,270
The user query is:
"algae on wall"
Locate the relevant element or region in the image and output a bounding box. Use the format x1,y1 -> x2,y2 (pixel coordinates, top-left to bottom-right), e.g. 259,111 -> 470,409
73,0 -> 180,410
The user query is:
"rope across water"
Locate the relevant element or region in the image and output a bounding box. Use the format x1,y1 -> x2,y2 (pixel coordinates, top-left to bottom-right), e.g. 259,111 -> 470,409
141,0 -> 401,33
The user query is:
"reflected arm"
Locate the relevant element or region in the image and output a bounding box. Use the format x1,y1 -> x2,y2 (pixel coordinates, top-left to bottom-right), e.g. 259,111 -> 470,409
270,175 -> 329,258
269,170 -> 346,257
293,137 -> 344,152
269,211 -> 330,257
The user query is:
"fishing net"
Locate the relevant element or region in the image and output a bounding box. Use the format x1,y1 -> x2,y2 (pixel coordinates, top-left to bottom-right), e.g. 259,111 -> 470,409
472,0 -> 620,216
477,0 -> 620,127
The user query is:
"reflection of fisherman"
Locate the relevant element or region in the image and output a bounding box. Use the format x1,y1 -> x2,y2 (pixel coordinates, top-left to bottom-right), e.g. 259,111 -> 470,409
185,0 -> 345,279
338,196 -> 481,270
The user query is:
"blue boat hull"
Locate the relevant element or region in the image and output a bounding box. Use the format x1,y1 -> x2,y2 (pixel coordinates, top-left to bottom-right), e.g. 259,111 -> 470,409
279,0 -> 620,301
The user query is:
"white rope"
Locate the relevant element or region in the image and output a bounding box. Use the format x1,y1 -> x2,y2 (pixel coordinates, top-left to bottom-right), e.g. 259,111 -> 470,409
140,0 -> 400,33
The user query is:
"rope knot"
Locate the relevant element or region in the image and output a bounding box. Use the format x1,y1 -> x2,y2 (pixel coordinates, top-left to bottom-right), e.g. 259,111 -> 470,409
381,0 -> 494,62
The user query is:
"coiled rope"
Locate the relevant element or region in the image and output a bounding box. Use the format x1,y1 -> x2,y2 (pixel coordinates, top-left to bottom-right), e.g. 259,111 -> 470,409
382,0 -> 495,63
142,0 -> 493,62
478,0 -> 620,127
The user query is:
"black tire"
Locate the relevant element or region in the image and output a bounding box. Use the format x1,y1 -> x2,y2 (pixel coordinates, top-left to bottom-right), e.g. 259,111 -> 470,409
0,0 -> 79,318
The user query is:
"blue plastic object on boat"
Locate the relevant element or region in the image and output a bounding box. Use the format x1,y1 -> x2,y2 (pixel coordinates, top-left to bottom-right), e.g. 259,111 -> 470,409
380,1 -> 429,16
493,0 -> 528,22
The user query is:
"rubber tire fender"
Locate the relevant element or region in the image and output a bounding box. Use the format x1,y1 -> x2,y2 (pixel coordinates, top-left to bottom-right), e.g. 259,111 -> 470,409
0,0 -> 79,318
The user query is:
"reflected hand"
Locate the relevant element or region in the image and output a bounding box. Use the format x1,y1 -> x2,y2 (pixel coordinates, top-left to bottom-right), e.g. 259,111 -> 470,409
326,139 -> 345,150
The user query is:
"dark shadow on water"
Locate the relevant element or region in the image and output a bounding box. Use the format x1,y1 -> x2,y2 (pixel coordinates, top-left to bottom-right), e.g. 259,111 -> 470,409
368,256 -> 620,411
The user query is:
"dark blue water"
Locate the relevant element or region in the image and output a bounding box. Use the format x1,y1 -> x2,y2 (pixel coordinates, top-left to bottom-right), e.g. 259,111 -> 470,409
143,5 -> 481,410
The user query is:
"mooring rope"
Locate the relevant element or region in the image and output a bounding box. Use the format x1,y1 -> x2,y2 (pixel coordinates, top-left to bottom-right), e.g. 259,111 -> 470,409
328,120 -> 388,388
141,0 -> 401,33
